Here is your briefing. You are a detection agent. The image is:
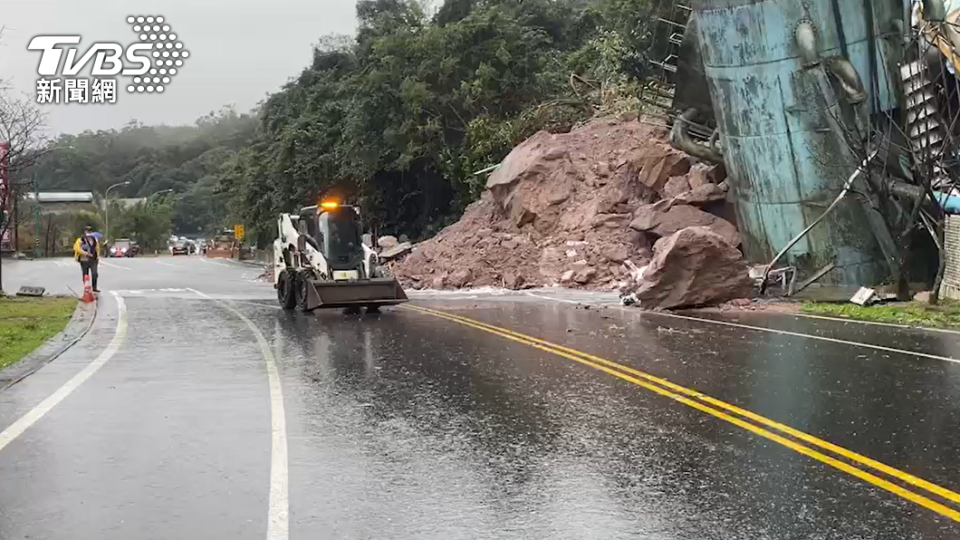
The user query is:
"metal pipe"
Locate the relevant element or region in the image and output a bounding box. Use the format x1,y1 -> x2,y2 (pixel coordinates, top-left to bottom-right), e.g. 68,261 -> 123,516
888,181 -> 960,214
760,150 -> 879,292
825,56 -> 868,104
669,108 -> 724,165
791,262 -> 837,296
795,20 -> 820,68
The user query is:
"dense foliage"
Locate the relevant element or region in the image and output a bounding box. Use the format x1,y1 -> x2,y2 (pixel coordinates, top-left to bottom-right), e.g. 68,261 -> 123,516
32,109 -> 256,238
31,0 -> 660,246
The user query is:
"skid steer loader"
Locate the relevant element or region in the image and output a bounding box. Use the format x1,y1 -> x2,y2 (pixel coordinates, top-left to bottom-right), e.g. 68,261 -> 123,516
274,200 -> 408,313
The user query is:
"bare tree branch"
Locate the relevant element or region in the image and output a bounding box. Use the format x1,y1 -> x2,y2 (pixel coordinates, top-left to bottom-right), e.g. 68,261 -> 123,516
0,88 -> 49,258
0,92 -> 49,179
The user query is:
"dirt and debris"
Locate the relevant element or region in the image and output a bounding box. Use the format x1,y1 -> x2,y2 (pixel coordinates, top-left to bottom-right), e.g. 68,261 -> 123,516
390,117 -> 742,301
255,265 -> 274,283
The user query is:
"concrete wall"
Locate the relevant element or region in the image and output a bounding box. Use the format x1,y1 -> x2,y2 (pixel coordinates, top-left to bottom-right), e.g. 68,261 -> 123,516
943,215 -> 960,300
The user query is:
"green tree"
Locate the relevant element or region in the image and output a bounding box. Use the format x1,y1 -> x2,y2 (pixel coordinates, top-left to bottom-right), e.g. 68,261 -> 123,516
112,202 -> 173,252
29,0 -> 659,246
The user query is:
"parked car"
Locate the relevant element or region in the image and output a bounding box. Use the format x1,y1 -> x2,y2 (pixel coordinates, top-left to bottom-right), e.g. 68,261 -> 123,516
109,239 -> 139,258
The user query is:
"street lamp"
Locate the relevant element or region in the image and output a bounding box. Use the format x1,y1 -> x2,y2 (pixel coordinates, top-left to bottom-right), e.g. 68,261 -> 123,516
104,181 -> 130,243
148,188 -> 173,201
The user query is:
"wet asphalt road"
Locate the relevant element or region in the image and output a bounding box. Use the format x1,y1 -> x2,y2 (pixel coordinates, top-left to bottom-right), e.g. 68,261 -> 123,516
2,256 -> 960,539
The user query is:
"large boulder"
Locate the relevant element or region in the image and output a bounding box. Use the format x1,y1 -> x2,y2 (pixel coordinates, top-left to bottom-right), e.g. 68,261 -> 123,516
634,227 -> 754,309
630,203 -> 741,247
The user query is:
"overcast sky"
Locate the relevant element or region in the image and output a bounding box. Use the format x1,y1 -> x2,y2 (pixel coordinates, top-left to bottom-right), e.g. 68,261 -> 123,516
0,0 -> 359,136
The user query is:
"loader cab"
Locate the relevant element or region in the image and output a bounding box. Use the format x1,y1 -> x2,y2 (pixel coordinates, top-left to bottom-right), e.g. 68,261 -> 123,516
298,204 -> 364,271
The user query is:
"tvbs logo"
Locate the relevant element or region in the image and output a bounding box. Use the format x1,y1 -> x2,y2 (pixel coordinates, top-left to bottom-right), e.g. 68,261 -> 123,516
29,36 -> 153,76
28,16 -> 189,102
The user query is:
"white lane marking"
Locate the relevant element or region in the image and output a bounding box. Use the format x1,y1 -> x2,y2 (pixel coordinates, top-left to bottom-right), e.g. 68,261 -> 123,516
101,261 -> 131,271
523,293 -> 960,365
229,300 -> 283,310
0,292 -> 127,453
188,288 -> 289,540
523,291 -> 580,304
788,311 -> 960,336
631,309 -> 960,365
154,260 -> 182,268
199,258 -> 237,268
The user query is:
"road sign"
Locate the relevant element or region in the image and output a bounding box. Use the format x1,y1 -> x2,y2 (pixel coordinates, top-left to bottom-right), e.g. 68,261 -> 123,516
234,224 -> 244,239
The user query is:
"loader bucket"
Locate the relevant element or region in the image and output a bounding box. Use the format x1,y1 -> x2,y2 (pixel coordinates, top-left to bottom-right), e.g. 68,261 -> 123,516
304,277 -> 409,311
205,248 -> 236,259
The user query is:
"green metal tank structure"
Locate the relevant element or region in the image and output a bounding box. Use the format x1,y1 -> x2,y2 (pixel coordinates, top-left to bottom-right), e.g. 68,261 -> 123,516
690,0 -> 906,285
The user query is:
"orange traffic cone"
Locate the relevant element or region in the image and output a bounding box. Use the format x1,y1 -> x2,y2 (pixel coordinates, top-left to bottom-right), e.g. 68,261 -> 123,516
81,275 -> 95,303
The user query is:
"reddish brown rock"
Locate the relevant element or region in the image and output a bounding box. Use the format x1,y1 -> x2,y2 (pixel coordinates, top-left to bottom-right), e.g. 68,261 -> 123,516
391,118 -> 729,291
600,243 -> 631,263
637,153 -> 692,192
449,268 -> 473,288
633,227 -> 754,309
686,164 -> 712,189
574,266 -> 597,284
662,176 -> 691,199
630,204 -> 741,247
674,184 -> 727,206
504,273 -> 526,289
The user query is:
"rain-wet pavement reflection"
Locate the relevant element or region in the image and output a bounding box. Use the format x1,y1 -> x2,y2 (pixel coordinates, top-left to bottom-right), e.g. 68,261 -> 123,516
238,301 -> 960,539
3,257 -> 960,539
423,301 -> 960,493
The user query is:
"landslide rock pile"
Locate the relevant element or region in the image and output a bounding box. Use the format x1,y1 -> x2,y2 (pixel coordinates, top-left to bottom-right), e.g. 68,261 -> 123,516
390,116 -> 749,307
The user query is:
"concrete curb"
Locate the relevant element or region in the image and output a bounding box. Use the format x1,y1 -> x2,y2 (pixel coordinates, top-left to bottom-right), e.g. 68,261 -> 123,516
0,297 -> 98,391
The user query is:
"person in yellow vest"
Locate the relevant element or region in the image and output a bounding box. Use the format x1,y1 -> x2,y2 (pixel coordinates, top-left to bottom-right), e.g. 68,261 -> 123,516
73,225 -> 101,292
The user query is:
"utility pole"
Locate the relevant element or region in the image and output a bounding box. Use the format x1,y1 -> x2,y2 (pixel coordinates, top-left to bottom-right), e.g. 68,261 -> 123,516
104,180 -> 130,243
0,143 -> 8,255
33,174 -> 40,259
11,182 -> 18,252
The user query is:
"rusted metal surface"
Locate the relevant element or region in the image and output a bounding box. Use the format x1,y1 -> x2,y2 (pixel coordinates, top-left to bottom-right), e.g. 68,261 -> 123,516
692,0 -> 903,285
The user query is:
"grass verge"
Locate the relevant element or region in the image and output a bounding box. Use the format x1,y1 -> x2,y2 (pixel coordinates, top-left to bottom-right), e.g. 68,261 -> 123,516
0,297 -> 78,370
801,300 -> 960,328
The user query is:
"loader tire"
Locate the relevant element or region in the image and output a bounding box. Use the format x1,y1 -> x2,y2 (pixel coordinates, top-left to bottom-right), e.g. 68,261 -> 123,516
277,269 -> 296,310
295,270 -> 316,313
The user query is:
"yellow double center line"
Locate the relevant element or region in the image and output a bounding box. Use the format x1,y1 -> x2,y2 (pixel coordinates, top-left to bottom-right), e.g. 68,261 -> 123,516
405,304 -> 960,522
